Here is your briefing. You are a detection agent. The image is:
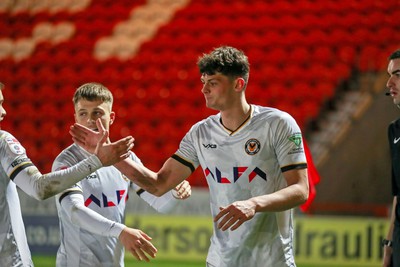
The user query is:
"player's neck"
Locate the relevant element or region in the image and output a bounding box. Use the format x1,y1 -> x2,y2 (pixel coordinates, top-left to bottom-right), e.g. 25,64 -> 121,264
220,103 -> 252,133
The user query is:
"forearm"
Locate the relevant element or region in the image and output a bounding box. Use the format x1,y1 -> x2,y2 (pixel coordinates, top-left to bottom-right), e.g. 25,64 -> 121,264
387,197 -> 396,239
249,168 -> 309,213
139,190 -> 180,213
14,155 -> 102,200
115,158 -> 167,196
61,193 -> 125,238
382,197 -> 396,265
250,183 -> 309,213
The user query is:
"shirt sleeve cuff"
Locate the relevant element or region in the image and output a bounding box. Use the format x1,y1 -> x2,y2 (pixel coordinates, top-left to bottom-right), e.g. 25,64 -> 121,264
87,154 -> 103,168
109,222 -> 126,238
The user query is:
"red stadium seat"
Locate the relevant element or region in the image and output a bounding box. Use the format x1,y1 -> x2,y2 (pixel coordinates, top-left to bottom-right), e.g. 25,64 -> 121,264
1,0 -> 399,187
336,45 -> 356,65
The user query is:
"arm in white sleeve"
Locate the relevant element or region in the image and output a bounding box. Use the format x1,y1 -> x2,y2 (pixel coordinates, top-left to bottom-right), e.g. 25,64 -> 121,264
135,187 -> 180,214
12,155 -> 103,200
59,192 -> 125,238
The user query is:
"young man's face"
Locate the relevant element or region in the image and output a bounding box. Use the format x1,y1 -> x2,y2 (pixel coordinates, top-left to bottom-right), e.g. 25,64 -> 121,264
387,58 -> 400,106
0,90 -> 6,129
200,73 -> 239,111
74,99 -> 114,132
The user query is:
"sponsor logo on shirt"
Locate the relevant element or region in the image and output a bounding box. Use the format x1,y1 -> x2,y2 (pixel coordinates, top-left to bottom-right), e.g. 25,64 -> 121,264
202,143 -> 217,149
86,173 -> 98,179
245,138 -> 260,155
11,157 -> 30,168
205,166 -> 267,183
85,190 -> 127,207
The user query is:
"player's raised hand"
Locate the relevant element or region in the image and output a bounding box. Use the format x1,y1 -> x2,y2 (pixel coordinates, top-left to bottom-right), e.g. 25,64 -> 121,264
214,200 -> 256,231
119,227 -> 157,262
70,118 -> 106,153
94,132 -> 134,166
172,180 -> 192,199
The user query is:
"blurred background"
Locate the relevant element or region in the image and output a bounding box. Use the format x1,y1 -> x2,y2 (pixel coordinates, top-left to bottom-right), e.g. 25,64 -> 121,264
1,0 -> 400,266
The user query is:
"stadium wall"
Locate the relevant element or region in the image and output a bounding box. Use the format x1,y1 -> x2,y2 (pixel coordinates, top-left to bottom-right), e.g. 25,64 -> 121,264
312,83 -> 397,215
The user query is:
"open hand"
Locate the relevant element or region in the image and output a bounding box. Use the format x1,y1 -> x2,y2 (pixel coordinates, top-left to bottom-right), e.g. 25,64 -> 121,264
119,227 -> 157,262
71,119 -> 134,166
94,132 -> 134,166
214,200 -> 256,231
70,119 -> 107,153
172,180 -> 192,199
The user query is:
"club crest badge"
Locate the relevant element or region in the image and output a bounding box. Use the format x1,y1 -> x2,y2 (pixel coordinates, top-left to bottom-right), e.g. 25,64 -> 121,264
245,138 -> 261,155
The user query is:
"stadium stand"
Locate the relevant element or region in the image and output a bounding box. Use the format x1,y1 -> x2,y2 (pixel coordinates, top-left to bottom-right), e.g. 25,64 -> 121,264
0,0 -> 399,195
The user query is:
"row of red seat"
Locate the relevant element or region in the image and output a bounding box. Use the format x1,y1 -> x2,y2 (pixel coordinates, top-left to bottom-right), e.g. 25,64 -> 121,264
1,0 -> 399,184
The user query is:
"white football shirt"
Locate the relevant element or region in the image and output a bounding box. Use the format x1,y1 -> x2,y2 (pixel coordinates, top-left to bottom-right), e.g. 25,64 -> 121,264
175,105 -> 307,267
0,129 -> 105,267
53,144 -> 179,267
0,131 -> 33,267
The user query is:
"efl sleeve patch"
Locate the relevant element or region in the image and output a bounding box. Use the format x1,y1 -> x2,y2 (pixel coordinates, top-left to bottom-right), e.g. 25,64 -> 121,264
5,137 -> 24,155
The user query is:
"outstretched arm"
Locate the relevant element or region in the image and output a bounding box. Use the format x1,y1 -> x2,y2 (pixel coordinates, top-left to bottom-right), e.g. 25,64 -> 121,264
115,157 -> 191,197
70,120 -> 192,196
10,129 -> 133,200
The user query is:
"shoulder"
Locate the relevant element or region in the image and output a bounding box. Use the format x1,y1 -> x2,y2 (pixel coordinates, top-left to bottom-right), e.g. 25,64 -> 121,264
388,119 -> 400,136
0,130 -> 25,155
53,144 -> 83,165
191,114 -> 220,131
56,144 -> 77,156
253,105 -> 295,123
0,130 -> 19,141
390,118 -> 400,127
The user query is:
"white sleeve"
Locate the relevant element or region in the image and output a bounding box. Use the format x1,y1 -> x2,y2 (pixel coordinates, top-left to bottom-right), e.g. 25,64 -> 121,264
12,155 -> 103,200
134,185 -> 181,214
0,131 -> 104,200
59,192 -> 125,238
272,111 -> 307,167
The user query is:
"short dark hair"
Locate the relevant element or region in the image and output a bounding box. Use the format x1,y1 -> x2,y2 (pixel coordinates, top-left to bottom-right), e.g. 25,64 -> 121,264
73,82 -> 113,107
197,46 -> 250,83
389,49 -> 400,60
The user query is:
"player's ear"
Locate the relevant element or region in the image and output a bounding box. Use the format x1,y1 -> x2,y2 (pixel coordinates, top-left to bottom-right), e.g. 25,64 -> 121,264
234,77 -> 246,92
109,111 -> 115,125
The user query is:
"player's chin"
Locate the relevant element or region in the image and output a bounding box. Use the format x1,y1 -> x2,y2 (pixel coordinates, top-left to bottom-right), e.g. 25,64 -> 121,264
205,101 -> 217,110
